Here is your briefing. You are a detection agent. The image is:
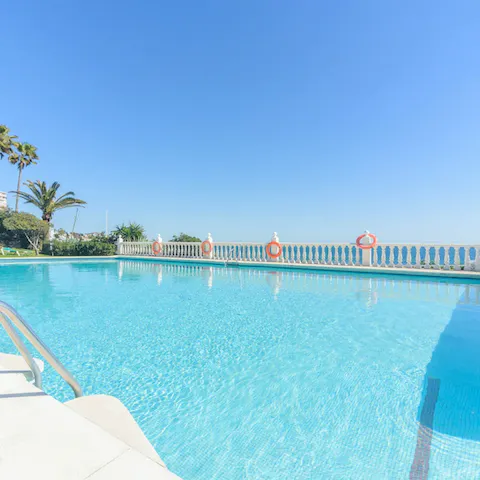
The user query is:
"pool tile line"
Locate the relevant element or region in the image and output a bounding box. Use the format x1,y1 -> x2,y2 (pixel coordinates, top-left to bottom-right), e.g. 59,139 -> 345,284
409,377 -> 441,480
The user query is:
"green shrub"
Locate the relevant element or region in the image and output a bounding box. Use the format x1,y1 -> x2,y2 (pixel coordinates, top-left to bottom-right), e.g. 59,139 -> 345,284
75,239 -> 116,256
45,238 -> 116,256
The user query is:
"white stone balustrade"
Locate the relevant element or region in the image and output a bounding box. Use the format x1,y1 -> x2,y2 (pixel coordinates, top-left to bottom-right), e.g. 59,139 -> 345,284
116,238 -> 480,272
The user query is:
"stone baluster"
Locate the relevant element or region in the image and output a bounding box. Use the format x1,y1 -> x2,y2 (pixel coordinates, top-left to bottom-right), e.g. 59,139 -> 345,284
464,247 -> 470,270
417,246 -> 423,268
379,246 -> 385,267
475,248 -> 480,272
454,247 -> 460,270
434,247 -> 440,269
370,246 -> 376,266
426,246 -> 432,268
406,246 -> 412,268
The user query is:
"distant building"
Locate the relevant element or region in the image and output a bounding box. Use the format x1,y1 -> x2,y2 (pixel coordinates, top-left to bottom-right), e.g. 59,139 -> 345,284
0,192 -> 7,210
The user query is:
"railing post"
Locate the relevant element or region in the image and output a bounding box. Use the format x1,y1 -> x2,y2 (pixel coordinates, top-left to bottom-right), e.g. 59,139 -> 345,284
116,235 -> 124,255
356,230 -> 376,267
203,233 -> 213,259
266,232 -> 281,262
157,234 -> 163,257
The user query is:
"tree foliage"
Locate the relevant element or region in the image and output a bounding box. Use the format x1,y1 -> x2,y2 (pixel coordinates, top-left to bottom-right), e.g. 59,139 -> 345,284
12,180 -> 86,223
0,125 -> 17,158
112,222 -> 147,241
8,142 -> 39,212
3,212 -> 49,255
170,232 -> 201,242
0,126 -> 39,212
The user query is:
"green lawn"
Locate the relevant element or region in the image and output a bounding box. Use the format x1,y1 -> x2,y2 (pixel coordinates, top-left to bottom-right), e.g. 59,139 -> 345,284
0,247 -> 49,258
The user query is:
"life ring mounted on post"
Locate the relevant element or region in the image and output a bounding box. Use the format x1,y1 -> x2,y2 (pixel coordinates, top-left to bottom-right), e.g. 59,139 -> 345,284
201,240 -> 213,255
356,233 -> 377,250
266,241 -> 282,259
152,241 -> 162,255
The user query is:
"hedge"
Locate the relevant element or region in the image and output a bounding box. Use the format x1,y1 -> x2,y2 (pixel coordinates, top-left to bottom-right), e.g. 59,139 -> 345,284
45,239 -> 116,256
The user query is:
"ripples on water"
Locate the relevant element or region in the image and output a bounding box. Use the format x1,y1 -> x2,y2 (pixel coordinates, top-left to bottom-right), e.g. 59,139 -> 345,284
0,259 -> 480,479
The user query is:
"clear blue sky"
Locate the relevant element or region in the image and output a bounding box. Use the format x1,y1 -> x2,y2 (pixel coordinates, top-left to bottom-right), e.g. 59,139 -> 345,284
2,1 -> 480,243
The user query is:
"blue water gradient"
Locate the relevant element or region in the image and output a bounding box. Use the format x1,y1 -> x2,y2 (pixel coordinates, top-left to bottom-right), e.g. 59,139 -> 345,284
1,259 -> 480,479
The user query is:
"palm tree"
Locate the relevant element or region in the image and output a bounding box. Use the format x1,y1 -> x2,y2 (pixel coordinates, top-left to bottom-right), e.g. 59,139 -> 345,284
12,180 -> 86,223
112,222 -> 147,241
9,142 -> 39,212
0,125 -> 17,158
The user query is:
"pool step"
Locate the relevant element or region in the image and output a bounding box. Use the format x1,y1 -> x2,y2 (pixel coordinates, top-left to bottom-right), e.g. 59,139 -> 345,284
65,395 -> 164,465
0,352 -> 44,381
0,356 -> 181,479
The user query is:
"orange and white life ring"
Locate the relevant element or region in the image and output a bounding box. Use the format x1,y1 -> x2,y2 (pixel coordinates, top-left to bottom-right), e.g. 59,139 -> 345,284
201,240 -> 212,255
356,233 -> 377,250
152,241 -> 162,255
266,241 -> 282,259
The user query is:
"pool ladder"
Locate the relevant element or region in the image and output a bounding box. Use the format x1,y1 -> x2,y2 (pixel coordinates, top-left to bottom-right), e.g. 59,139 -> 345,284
0,301 -> 83,398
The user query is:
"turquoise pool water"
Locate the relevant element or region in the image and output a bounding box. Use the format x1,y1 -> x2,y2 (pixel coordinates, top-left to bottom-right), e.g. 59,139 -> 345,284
1,259 -> 480,479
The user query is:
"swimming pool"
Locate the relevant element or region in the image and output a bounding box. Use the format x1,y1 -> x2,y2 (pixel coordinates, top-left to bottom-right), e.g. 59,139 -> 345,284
1,259 -> 480,479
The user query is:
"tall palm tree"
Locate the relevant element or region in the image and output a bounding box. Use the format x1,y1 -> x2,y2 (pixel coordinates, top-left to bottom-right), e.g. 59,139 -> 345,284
12,180 -> 87,223
9,142 -> 39,212
0,125 -> 17,158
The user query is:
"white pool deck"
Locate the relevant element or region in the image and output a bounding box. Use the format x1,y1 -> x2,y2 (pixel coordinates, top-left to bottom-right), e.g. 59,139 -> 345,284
0,354 -> 181,479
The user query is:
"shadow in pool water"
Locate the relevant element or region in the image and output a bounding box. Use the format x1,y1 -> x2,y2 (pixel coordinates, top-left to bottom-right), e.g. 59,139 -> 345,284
419,285 -> 480,441
410,285 -> 480,478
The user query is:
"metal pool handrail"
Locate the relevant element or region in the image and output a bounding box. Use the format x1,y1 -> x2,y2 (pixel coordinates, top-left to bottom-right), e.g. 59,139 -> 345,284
0,301 -> 83,398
